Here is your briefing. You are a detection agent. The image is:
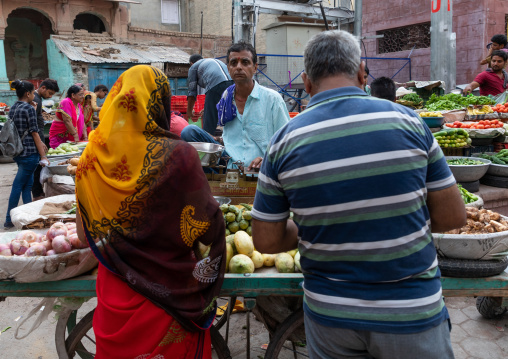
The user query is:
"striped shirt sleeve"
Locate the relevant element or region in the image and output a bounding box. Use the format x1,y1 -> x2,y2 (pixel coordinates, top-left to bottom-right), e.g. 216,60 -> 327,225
252,144 -> 291,222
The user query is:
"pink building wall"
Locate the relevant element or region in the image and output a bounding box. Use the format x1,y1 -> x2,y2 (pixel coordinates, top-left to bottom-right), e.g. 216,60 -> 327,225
363,0 -> 508,86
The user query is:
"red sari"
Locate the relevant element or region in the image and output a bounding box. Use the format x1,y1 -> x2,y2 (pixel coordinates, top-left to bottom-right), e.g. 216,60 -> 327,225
94,265 -> 211,359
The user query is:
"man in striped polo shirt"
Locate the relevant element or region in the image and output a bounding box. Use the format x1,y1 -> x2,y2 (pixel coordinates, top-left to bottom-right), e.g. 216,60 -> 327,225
251,30 -> 466,358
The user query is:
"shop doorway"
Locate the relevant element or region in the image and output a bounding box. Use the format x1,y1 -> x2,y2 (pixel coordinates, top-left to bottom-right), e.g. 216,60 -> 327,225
74,14 -> 106,34
4,8 -> 54,80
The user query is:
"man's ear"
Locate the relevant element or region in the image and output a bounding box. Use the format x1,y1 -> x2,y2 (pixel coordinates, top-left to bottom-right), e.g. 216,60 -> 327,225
357,61 -> 366,86
302,72 -> 312,95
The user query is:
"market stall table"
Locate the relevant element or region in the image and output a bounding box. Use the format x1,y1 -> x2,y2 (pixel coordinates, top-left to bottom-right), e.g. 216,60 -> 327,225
1,271 -> 508,359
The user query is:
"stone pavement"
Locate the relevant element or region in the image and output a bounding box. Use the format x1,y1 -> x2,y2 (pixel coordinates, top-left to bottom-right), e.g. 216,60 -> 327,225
0,161 -> 507,358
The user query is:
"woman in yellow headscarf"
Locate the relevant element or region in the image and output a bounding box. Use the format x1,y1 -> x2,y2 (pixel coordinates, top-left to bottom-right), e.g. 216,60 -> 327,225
75,65 -> 226,359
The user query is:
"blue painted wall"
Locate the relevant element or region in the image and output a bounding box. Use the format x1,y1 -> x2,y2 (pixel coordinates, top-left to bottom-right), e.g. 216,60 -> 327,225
47,38 -> 74,95
0,91 -> 18,107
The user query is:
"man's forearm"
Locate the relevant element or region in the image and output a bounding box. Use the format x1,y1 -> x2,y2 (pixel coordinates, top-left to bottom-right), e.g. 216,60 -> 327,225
252,218 -> 299,254
187,96 -> 196,115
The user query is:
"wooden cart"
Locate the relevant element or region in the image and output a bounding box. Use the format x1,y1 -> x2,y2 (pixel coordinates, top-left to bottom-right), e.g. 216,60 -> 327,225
1,272 -> 508,358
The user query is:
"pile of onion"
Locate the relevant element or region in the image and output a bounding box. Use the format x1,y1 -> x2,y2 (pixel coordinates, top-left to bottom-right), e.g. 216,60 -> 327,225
0,222 -> 88,257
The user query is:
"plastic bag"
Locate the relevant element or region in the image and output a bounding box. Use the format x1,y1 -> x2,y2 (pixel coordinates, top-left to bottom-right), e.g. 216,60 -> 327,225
14,297 -> 90,339
493,91 -> 508,105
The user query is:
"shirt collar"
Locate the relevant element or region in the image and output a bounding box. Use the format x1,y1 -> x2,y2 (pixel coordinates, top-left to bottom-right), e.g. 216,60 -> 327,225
307,86 -> 368,109
248,80 -> 261,100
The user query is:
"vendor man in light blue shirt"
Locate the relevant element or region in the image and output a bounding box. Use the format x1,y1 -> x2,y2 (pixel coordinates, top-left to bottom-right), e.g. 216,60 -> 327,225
180,41 -> 290,171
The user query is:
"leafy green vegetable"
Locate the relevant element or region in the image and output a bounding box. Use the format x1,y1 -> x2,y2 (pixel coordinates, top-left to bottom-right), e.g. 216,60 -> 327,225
0,115 -> 7,123
457,184 -> 478,204
401,93 -> 423,104
425,93 -> 495,111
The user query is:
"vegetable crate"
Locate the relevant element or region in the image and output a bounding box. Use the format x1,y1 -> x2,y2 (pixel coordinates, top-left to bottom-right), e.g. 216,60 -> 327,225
442,147 -> 472,157
409,87 -> 444,105
470,145 -> 495,155
205,169 -> 258,199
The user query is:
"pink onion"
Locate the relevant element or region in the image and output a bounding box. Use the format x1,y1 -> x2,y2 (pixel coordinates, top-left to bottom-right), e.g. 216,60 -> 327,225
16,230 -> 39,243
25,245 -> 47,257
66,222 -> 77,230
52,235 -> 72,254
46,250 -> 56,256
10,239 -> 29,255
0,244 -> 12,256
40,240 -> 52,251
67,228 -> 77,236
46,222 -> 68,242
69,233 -> 87,249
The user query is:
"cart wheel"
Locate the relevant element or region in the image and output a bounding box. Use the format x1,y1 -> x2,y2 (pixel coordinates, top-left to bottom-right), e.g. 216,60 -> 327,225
210,325 -> 232,359
264,308 -> 307,359
65,309 -> 231,359
65,309 -> 95,359
214,296 -> 236,330
476,296 -> 507,319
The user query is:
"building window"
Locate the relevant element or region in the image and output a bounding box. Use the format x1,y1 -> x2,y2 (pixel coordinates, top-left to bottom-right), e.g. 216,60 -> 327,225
161,0 -> 179,24
377,23 -> 431,54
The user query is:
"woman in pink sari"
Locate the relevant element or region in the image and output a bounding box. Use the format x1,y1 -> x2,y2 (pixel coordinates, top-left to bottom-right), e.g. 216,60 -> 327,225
49,85 -> 86,148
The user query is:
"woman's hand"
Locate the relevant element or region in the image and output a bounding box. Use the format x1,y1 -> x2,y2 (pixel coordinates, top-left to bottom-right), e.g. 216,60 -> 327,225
40,156 -> 49,167
73,134 -> 80,142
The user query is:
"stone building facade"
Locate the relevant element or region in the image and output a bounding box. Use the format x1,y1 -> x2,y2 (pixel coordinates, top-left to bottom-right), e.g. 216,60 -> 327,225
362,0 -> 508,85
0,0 -> 230,104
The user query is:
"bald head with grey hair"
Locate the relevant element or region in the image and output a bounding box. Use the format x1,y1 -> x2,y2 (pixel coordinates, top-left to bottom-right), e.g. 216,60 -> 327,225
303,30 -> 362,85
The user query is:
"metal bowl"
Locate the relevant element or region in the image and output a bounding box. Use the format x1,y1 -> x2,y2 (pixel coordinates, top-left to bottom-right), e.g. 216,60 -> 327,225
189,142 -> 224,167
422,117 -> 445,128
47,164 -> 70,176
445,156 -> 491,182
472,152 -> 508,177
214,196 -> 231,205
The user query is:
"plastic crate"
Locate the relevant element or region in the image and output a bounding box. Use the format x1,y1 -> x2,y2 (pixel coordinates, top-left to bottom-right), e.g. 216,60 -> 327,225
442,147 -> 472,157
470,145 -> 495,154
194,94 -> 206,112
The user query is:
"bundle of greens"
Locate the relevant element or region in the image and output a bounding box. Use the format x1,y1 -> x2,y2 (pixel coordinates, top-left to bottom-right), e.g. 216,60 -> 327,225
401,93 -> 423,105
425,93 -> 495,111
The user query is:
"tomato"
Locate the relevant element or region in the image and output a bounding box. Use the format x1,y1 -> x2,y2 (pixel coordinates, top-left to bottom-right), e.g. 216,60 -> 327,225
477,125 -> 485,129
485,125 -> 491,129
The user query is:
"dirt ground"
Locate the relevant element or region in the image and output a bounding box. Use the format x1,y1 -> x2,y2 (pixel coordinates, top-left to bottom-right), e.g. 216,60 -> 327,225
0,160 -> 507,358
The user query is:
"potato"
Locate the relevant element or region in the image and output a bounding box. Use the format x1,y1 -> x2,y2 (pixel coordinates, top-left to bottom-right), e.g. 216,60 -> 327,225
69,157 -> 80,166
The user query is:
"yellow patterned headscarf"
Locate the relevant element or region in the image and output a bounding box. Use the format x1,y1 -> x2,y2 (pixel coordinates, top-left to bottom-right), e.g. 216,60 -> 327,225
76,65 -> 226,331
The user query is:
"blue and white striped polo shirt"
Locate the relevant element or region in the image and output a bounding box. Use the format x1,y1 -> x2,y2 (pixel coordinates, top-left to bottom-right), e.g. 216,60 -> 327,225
252,86 -> 455,334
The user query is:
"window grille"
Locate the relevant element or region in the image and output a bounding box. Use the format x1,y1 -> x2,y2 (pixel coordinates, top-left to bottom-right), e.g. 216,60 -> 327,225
377,23 -> 431,54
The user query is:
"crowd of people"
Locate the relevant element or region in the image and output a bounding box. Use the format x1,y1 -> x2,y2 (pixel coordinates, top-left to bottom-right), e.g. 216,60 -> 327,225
3,81 -> 108,228
5,28 -> 502,358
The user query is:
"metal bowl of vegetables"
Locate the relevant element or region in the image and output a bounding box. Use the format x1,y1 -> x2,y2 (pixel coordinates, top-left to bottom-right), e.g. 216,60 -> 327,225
473,152 -> 508,177
445,156 -> 491,182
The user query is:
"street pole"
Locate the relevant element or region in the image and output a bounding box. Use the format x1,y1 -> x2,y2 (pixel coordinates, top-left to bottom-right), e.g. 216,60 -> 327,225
353,0 -> 362,37
233,0 -> 251,43
430,0 -> 456,92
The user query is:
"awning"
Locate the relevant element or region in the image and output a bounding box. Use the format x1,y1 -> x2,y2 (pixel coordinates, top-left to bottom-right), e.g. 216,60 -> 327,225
51,37 -> 190,65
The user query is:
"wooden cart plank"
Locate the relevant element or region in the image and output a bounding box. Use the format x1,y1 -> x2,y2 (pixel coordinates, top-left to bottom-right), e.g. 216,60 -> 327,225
1,273 -> 508,298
